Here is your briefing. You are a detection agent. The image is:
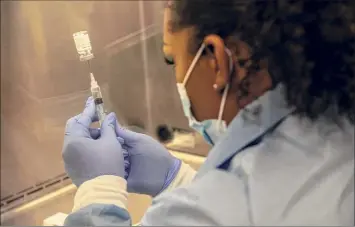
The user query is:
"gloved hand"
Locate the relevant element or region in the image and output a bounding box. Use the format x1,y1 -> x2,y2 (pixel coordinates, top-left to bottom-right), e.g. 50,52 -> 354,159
116,125 -> 182,197
62,97 -> 128,187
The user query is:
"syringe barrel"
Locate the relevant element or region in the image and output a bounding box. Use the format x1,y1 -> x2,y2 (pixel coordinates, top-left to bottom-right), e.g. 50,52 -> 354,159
95,103 -> 106,126
91,87 -> 103,99
91,87 -> 106,126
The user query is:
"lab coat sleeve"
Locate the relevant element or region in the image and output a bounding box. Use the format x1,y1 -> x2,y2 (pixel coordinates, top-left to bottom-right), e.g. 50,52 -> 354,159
64,175 -> 131,226
162,161 -> 197,192
64,162 -> 196,226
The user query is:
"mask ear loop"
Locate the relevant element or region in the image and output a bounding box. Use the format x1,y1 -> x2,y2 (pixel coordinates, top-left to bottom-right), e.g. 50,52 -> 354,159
217,48 -> 233,131
182,44 -> 206,86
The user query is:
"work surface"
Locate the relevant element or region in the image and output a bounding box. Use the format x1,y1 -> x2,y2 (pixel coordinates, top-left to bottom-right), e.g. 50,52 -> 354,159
1,150 -> 206,226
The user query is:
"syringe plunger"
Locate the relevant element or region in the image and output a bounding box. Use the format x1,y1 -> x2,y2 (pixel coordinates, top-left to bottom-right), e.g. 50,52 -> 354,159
73,31 -> 94,61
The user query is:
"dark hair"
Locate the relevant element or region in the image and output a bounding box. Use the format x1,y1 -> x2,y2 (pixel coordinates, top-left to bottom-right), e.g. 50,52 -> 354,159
168,0 -> 355,124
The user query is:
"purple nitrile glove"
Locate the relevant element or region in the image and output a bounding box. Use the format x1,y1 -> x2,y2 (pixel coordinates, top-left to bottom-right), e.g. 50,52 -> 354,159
115,124 -> 182,197
62,97 -> 129,186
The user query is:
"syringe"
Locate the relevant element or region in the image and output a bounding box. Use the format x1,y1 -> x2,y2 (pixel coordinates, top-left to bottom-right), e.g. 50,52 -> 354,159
73,31 -> 106,126
90,72 -> 106,125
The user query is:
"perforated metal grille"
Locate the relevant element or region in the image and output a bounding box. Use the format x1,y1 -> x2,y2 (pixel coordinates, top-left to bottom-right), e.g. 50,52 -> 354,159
1,173 -> 71,214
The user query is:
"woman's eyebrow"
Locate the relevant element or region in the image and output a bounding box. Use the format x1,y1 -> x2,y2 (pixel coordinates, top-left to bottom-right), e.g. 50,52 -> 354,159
163,42 -> 171,46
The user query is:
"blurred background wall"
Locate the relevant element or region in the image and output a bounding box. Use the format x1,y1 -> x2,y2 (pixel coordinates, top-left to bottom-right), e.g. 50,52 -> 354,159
1,1 -> 205,224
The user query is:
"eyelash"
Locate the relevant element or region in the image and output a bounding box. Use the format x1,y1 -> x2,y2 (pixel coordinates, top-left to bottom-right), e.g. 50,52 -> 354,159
164,57 -> 175,66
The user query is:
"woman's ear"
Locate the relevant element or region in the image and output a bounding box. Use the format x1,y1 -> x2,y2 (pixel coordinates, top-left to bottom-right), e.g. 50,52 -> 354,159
203,35 -> 230,92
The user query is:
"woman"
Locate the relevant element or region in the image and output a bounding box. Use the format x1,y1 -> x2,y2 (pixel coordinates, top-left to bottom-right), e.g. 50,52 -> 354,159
62,0 -> 354,225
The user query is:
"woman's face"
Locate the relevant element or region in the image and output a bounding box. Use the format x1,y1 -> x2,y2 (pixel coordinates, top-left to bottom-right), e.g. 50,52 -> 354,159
163,8 -> 240,124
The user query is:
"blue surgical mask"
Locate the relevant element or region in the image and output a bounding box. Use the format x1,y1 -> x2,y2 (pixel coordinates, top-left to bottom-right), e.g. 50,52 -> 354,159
177,44 -> 233,145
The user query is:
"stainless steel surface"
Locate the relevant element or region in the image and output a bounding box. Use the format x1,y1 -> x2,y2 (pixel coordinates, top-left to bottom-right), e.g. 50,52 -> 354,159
1,0 -> 208,206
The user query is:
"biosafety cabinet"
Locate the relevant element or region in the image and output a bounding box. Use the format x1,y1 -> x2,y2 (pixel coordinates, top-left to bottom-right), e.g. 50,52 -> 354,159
0,1 -> 209,225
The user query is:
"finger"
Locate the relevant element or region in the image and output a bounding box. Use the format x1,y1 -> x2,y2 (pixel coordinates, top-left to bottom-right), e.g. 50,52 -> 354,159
117,137 -> 125,144
124,160 -> 130,171
89,128 -> 101,140
100,112 -> 118,139
124,160 -> 130,167
114,121 -> 139,142
65,114 -> 89,137
65,98 -> 96,138
76,97 -> 97,128
122,144 -> 129,151
122,148 -> 128,158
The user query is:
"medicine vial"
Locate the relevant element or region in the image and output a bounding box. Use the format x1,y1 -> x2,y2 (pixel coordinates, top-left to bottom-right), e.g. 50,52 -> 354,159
73,31 -> 94,61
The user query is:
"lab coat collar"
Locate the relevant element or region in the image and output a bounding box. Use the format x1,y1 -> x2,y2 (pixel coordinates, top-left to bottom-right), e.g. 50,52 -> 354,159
197,84 -> 295,177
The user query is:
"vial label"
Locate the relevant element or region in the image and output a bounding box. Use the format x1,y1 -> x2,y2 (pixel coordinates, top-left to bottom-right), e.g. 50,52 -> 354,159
73,31 -> 94,61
